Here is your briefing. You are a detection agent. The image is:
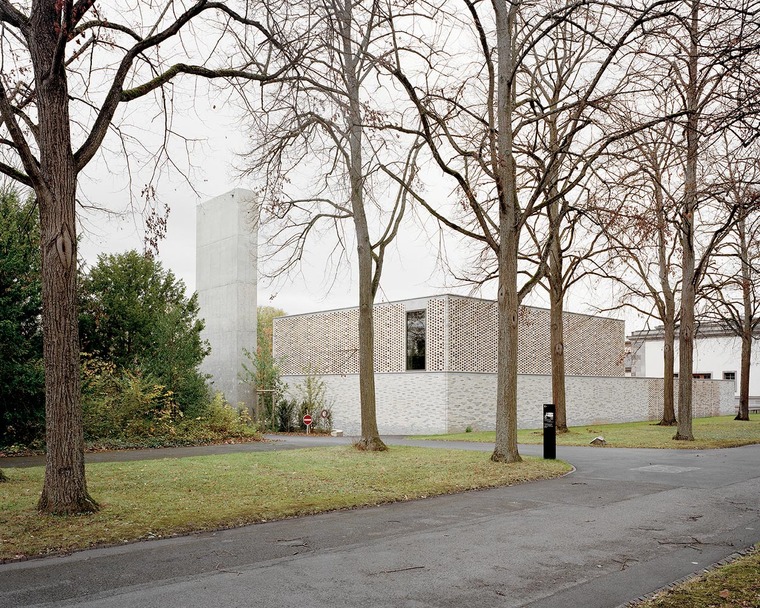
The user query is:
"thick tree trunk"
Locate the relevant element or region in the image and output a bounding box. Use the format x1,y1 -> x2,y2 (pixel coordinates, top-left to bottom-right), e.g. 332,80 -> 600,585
737,332 -> 751,420
547,187 -> 567,433
491,0 -> 521,464
675,0 -> 699,443
493,219 -> 521,463
37,190 -> 98,513
673,276 -> 695,441
549,256 -> 568,433
675,277 -> 695,441
31,4 -> 97,512
339,0 -> 385,451
354,223 -> 385,450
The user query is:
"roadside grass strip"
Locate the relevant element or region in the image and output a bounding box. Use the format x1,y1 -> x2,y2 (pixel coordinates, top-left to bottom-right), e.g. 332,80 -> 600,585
631,547 -> 760,607
0,446 -> 570,561
415,416 -> 760,449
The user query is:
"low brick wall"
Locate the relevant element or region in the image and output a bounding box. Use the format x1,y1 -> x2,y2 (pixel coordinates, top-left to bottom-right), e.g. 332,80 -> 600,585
281,373 -> 735,435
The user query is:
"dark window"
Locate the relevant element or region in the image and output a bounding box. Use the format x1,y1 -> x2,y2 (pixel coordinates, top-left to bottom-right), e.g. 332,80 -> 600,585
406,310 -> 426,370
693,373 -> 712,380
723,371 -> 737,392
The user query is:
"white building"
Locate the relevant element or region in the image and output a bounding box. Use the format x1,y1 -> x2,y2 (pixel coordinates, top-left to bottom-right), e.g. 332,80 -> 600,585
196,189 -> 258,411
628,323 -> 760,409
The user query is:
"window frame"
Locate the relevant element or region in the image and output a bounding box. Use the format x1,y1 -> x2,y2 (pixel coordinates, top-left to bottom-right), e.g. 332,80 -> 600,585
405,309 -> 426,371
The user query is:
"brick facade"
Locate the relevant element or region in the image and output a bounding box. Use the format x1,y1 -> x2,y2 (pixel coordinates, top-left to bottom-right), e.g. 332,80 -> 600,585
274,295 -> 625,377
274,295 -> 732,435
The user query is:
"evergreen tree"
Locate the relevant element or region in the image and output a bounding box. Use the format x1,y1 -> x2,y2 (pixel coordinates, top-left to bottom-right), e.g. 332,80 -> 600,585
79,250 -> 209,415
0,190 -> 44,446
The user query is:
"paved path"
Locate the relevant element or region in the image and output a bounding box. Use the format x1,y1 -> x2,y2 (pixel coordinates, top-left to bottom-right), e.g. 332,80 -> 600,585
1,437 -> 759,608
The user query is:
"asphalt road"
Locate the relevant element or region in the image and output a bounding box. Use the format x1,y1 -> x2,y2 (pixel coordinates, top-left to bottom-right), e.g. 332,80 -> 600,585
1,436 -> 759,608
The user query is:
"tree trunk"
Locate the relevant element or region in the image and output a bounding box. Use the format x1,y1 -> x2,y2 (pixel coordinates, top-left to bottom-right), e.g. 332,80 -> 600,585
354,224 -> 385,450
549,242 -> 568,433
491,0 -> 521,463
737,331 -> 751,420
339,0 -> 385,451
31,4 -> 97,513
656,173 -> 677,426
675,0 -> 699,443
736,213 -> 752,421
676,275 -> 695,441
660,316 -> 677,425
493,215 -> 521,463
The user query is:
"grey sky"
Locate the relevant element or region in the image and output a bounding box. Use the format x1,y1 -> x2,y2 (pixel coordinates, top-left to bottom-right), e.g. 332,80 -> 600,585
73,83 -> 637,330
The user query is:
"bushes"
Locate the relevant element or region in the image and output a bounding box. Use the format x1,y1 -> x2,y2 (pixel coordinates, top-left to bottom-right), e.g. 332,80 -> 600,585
0,190 -> 44,446
273,398 -> 295,432
73,250 -> 258,448
79,250 -> 210,417
81,359 -> 257,448
1,239 -> 259,450
294,366 -> 333,432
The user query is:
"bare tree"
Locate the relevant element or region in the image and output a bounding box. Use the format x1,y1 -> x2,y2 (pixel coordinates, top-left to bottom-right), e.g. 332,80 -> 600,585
701,141 -> 760,421
0,0 -> 288,513
591,102 -> 685,426
248,0 -> 419,450
518,14 -> 636,434
384,1 -> 674,461
652,0 -> 759,440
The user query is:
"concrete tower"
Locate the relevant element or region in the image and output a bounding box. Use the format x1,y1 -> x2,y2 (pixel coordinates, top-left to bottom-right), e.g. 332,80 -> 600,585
196,189 -> 258,410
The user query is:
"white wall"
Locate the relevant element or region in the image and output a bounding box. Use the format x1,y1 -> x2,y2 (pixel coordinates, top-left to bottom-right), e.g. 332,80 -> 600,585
282,372 -> 735,435
633,333 -> 760,402
282,373 -> 449,435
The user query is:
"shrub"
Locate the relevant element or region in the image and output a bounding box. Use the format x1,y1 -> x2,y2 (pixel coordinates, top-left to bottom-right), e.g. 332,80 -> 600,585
274,398 -> 297,432
295,365 -> 332,432
79,250 -> 210,417
185,393 -> 257,439
0,190 -> 44,447
81,359 -> 257,447
81,359 -> 182,441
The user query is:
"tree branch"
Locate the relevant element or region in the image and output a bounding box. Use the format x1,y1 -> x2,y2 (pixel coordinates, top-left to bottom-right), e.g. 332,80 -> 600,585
0,0 -> 28,31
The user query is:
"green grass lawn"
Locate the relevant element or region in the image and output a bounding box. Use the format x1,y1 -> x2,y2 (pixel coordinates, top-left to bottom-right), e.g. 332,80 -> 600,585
414,416 -> 760,449
0,446 -> 569,562
633,548 -> 760,607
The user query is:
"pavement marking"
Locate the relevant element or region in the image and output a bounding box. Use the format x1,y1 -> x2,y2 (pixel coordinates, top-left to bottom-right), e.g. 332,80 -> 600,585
631,464 -> 701,474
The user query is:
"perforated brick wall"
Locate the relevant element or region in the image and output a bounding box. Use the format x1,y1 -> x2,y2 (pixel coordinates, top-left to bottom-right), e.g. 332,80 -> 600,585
446,296 -> 625,376
448,297 -> 498,372
273,295 -> 625,377
427,297 -> 447,372
274,303 -> 406,375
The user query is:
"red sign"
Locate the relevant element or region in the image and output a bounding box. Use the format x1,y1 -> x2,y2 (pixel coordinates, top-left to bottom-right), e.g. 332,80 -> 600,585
303,414 -> 313,426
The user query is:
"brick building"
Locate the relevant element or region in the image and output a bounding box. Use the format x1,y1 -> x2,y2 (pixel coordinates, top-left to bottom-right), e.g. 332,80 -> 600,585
273,295 -> 733,435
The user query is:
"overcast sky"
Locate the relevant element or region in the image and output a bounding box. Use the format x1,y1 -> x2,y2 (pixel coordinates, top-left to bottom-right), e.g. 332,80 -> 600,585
74,92 -> 466,313
74,87 -> 642,332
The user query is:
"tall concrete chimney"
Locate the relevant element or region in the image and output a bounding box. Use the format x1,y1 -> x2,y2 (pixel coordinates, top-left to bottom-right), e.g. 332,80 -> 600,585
196,188 -> 257,411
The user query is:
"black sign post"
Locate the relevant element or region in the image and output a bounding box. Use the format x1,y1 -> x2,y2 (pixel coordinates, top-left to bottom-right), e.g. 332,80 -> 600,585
543,403 -> 556,460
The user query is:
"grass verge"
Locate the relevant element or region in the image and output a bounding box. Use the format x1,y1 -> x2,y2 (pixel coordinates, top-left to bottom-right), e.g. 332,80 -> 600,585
632,547 -> 760,607
0,446 -> 569,562
414,416 -> 760,449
